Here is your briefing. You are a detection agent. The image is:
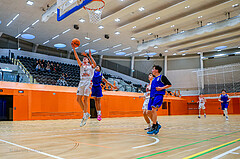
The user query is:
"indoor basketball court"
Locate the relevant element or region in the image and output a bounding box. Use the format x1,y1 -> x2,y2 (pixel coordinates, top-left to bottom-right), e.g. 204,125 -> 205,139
0,0 -> 240,159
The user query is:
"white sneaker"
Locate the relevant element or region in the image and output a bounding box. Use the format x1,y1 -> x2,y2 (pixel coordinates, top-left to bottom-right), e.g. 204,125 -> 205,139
80,113 -> 91,127
226,116 -> 229,121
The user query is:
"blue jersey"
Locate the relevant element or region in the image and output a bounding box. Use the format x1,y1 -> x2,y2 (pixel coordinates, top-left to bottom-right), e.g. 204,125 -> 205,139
150,75 -> 166,97
220,94 -> 229,103
92,71 -> 102,87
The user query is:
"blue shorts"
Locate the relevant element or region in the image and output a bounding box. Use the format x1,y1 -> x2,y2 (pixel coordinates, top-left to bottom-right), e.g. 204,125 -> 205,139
91,86 -> 103,98
221,103 -> 229,110
148,95 -> 164,111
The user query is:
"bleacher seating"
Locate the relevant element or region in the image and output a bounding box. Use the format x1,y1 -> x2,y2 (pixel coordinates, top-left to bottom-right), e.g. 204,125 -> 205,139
17,56 -> 80,87
0,56 -> 13,64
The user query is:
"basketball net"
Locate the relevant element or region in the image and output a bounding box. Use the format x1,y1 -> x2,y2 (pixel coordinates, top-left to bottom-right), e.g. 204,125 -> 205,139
84,0 -> 105,24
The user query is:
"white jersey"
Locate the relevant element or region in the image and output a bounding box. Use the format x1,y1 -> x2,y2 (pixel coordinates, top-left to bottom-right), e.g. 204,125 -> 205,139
144,84 -> 151,99
80,63 -> 94,82
199,97 -> 205,104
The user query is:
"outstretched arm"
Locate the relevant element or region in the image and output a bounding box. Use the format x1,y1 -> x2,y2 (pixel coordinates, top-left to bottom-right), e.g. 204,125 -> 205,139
71,43 -> 82,67
102,77 -> 118,90
88,50 -> 96,68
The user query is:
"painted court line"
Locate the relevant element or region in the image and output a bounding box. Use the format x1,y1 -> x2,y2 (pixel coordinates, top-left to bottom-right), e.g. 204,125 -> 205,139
183,138 -> 240,159
0,139 -> 64,159
136,130 -> 240,159
211,146 -> 240,159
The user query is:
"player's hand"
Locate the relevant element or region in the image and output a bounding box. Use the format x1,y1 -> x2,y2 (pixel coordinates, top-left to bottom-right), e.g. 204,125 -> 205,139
156,87 -> 163,91
81,52 -> 87,56
221,101 -> 223,103
71,42 -> 75,48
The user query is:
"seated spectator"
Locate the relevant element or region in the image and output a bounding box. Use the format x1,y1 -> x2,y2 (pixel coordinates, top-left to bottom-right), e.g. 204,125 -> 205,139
65,73 -> 69,82
46,62 -> 51,72
56,63 -> 61,72
35,60 -> 39,67
35,64 -> 40,71
61,73 -> 65,79
42,59 -> 45,67
50,63 -> 54,72
56,77 -> 68,86
40,64 -> 45,71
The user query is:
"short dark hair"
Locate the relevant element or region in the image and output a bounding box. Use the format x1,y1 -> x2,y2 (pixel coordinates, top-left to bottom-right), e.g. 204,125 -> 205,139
222,89 -> 226,92
149,73 -> 155,77
153,65 -> 162,73
96,65 -> 102,71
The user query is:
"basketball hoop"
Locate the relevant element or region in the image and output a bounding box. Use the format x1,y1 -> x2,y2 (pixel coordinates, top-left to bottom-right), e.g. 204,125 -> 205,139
83,0 -> 105,24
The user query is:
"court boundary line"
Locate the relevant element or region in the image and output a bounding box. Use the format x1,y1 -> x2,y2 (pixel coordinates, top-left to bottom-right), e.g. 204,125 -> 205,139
0,138 -> 64,159
136,130 -> 240,159
211,146 -> 240,159
183,138 -> 240,159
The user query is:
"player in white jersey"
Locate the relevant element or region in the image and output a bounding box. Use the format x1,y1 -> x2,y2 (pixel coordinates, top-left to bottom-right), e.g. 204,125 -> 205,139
197,93 -> 206,118
72,44 -> 96,127
139,73 -> 154,130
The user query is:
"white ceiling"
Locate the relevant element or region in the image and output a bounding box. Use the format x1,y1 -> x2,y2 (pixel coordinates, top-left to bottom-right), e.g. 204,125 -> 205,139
0,0 -> 240,57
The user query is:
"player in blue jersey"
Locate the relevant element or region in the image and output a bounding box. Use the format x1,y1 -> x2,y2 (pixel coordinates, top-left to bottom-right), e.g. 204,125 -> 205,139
147,65 -> 172,135
91,65 -> 117,121
218,89 -> 231,121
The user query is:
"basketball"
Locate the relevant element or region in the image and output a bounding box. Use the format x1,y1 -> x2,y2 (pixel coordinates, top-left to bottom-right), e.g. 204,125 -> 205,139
72,38 -> 80,47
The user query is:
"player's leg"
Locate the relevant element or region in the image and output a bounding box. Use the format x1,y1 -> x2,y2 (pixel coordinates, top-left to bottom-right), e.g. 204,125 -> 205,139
77,95 -> 84,110
224,103 -> 229,120
143,109 -> 151,130
147,110 -> 153,121
203,106 -> 206,118
198,106 -> 201,118
95,97 -> 102,121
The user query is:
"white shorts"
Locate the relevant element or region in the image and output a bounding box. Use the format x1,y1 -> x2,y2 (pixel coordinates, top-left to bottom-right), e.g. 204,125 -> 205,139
199,103 -> 205,109
77,81 -> 92,96
142,98 -> 150,110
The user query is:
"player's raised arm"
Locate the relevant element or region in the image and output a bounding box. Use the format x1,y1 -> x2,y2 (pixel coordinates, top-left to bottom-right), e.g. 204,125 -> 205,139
71,43 -> 82,67
88,49 -> 97,68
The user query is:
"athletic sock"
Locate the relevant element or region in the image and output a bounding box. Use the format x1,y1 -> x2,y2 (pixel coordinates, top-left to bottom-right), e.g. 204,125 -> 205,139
97,111 -> 101,116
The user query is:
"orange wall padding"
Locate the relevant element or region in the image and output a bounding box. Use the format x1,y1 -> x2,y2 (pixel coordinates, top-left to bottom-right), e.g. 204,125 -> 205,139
0,81 -> 188,121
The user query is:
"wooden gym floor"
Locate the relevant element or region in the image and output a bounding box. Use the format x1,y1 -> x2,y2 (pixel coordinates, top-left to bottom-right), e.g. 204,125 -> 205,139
0,115 -> 240,159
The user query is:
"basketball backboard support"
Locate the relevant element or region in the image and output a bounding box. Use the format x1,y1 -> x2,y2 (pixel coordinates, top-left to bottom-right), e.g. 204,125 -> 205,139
57,0 -> 92,21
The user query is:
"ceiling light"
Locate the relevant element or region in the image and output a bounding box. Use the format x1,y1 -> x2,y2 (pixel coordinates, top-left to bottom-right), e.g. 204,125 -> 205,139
173,53 -> 177,55
15,34 -> 21,38
179,50 -> 187,52
217,50 -> 221,52
6,14 -> 19,26
98,25 -> 104,29
52,35 -> 59,40
115,18 -> 120,22
182,53 -> 186,56
125,53 -> 132,56
115,31 -> 120,35
131,37 -> 136,40
198,16 -> 203,19
215,54 -> 226,57
132,26 -> 136,29
180,30 -> 185,33
79,18 -> 85,23
148,33 -> 153,35
43,40 -> 50,45
113,44 -> 122,48
102,48 -> 109,52
21,34 -> 35,39
215,46 -> 227,50
197,52 -> 201,54
0,20 -> 1,24
93,38 -> 101,42
122,47 -> 131,51
116,52 -> 126,55
165,50 -> 168,52
154,46 -> 158,49
133,51 -> 141,54
147,53 -> 157,56
85,49 -> 97,53
26,1 -> 34,5
54,43 -> 66,48
85,37 -> 90,40
138,7 -> 145,11
139,53 -> 147,56
32,19 -> 39,26
62,28 -> 71,34
156,17 -> 160,20
23,27 -> 30,33
114,50 -> 121,53
232,4 -> 239,8
235,52 -> 240,54
185,6 -> 190,9
207,22 -> 213,25
82,43 -> 89,47
171,25 -> 175,28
